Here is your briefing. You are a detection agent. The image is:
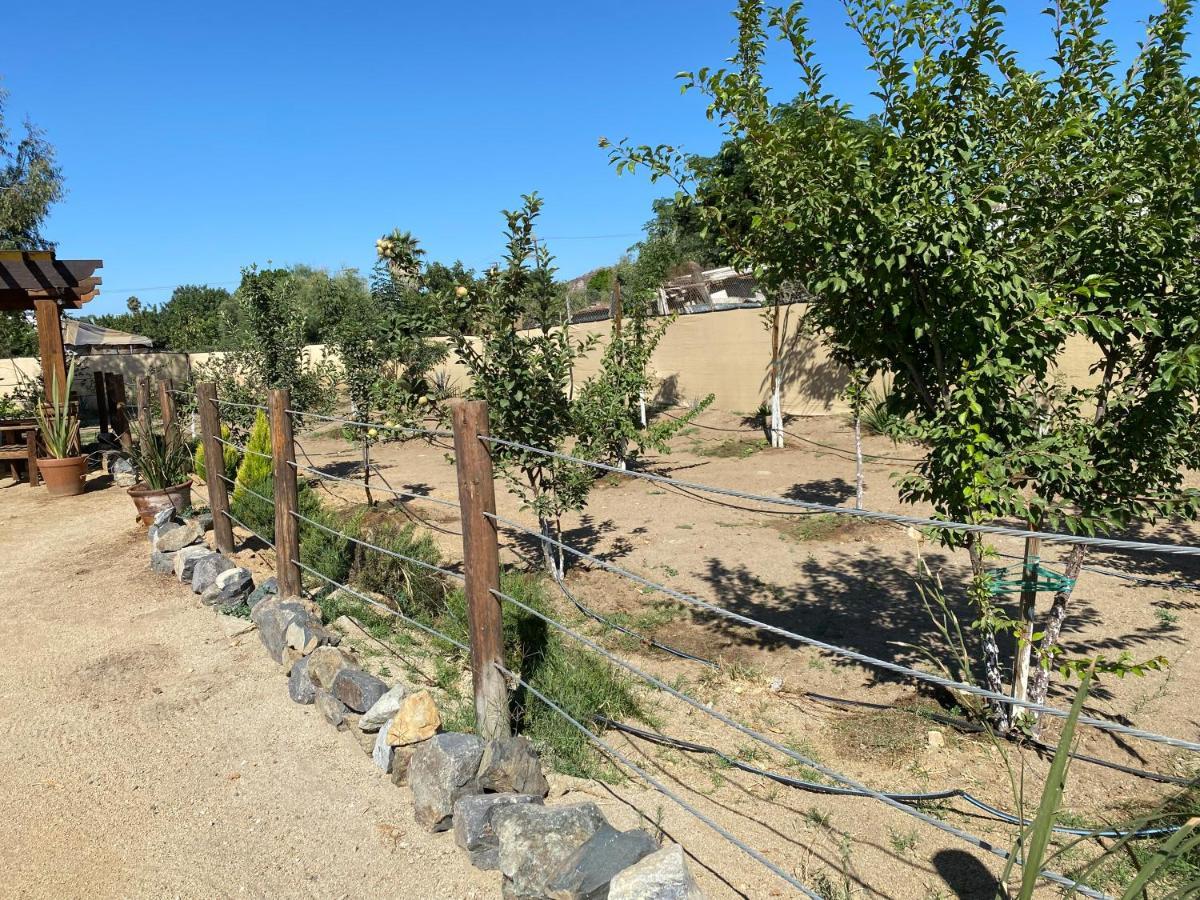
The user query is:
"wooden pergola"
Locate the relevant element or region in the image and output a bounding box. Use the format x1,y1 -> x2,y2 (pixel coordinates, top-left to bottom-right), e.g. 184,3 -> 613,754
0,250 -> 103,402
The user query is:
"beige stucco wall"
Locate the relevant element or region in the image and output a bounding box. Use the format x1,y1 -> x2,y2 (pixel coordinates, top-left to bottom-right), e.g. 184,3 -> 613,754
0,309 -> 1104,419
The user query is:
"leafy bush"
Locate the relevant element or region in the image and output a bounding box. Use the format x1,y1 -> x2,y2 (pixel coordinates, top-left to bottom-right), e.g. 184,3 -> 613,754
193,424 -> 240,482
348,513 -> 448,620
229,411 -> 275,541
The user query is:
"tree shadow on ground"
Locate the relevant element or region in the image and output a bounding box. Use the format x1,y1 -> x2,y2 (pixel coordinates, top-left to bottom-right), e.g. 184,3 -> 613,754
502,514 -> 639,573
784,478 -> 856,506
931,849 -> 1000,899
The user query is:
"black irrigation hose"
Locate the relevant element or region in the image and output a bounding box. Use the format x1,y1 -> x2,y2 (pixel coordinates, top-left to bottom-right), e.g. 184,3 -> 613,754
599,718 -> 1185,839
802,692 -> 1196,788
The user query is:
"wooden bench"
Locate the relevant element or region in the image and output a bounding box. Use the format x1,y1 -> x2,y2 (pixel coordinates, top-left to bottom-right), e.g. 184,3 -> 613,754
0,419 -> 39,487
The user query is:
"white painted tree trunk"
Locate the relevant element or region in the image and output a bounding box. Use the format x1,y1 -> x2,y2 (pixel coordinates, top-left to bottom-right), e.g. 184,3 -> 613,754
638,392 -> 647,428
769,375 -> 784,449
853,413 -> 864,509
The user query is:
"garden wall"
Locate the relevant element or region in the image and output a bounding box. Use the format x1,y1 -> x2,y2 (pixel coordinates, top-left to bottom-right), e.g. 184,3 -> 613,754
0,306 -> 1103,418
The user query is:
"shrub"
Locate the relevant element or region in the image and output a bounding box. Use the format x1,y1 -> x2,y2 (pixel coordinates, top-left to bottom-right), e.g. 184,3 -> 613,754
229,411 -> 275,541
193,424 -> 240,482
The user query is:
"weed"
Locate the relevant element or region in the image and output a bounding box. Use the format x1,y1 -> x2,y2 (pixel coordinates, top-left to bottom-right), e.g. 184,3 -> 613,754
888,827 -> 919,855
1156,606 -> 1180,627
805,807 -> 832,828
696,437 -> 768,459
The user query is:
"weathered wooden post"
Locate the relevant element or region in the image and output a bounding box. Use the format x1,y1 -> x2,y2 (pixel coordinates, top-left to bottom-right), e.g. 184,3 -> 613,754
105,372 -> 132,451
196,382 -> 235,555
269,388 -> 302,598
452,400 -> 511,741
158,377 -> 176,434
135,376 -> 151,445
93,371 -> 110,433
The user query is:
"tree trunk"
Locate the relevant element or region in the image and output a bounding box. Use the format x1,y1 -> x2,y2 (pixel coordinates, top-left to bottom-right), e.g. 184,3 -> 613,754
1028,544 -> 1088,729
540,515 -> 565,581
638,391 -> 647,428
768,305 -> 784,449
362,437 -> 374,507
1008,535 -> 1042,732
853,412 -> 864,509
969,535 -> 1009,730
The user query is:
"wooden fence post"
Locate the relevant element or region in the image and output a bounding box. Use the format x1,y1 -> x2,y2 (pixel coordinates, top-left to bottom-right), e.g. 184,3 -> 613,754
196,382 -> 235,555
94,371 -> 110,433
452,400 -> 511,741
269,388 -> 302,598
106,372 -> 131,452
158,377 -> 176,435
135,376 -> 151,444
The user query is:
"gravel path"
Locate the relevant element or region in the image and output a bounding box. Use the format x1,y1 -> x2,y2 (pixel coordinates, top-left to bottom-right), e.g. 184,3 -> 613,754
0,475 -> 494,899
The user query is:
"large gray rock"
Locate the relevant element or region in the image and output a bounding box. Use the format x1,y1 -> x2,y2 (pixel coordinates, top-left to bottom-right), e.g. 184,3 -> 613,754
547,828 -> 659,900
288,655 -> 317,704
409,732 -> 485,831
372,717 -> 396,773
478,735 -> 550,798
251,595 -> 313,664
174,545 -> 213,582
454,793 -> 543,871
305,645 -> 355,690
389,744 -> 421,787
191,552 -> 234,594
495,802 -> 609,900
201,567 -> 254,608
152,506 -> 176,528
285,617 -> 338,655
148,519 -> 180,548
246,576 -> 278,612
186,510 -> 214,533
331,668 -> 387,713
150,549 -> 177,576
359,682 -> 409,732
110,456 -> 137,486
155,519 -> 204,553
606,845 -> 705,900
315,689 -> 348,728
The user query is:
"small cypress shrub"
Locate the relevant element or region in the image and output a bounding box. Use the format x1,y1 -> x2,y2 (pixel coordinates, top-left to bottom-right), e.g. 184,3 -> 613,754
193,424 -> 240,482
229,410 -> 275,542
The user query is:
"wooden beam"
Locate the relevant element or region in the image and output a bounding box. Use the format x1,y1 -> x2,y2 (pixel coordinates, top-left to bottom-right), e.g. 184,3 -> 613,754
136,376 -> 151,445
33,299 -> 67,404
93,371 -> 110,433
106,372 -> 131,451
452,400 -> 511,741
269,388 -> 302,598
197,382 -> 235,555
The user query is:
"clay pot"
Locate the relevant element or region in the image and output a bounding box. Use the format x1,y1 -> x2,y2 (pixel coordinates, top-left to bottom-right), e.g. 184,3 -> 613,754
38,455 -> 87,497
127,480 -> 193,525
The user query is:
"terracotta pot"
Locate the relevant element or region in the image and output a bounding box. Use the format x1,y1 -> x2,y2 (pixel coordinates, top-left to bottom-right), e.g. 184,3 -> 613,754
38,455 -> 87,497
127,480 -> 194,526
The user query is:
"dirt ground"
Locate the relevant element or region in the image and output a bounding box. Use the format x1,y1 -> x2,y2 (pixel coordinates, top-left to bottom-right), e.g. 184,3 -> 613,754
3,407 -> 1198,899
0,475 -> 498,899
288,407 -> 1200,898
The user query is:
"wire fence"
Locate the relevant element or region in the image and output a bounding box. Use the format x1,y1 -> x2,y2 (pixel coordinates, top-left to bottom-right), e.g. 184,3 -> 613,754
180,387 -> 1200,899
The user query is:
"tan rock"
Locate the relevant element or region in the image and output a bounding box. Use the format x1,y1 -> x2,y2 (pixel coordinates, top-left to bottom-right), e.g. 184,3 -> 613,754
386,690 -> 442,747
307,645 -> 355,689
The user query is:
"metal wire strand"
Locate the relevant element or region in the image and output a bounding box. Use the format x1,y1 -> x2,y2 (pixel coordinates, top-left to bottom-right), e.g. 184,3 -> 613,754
290,461 -> 461,510
212,434 -> 273,461
221,508 -> 275,550
211,397 -> 269,412
217,472 -> 274,510
477,434 -> 1200,559
488,584 -> 1110,897
491,660 -> 824,900
290,510 -> 466,582
483,510 -> 1200,754
295,560 -> 468,653
285,408 -> 453,440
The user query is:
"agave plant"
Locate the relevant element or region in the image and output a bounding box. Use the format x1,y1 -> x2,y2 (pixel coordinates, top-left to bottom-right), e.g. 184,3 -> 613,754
128,421 -> 193,490
35,360 -> 80,459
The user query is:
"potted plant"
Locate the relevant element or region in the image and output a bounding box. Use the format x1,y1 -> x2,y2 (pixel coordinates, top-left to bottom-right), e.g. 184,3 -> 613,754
35,361 -> 86,497
126,422 -> 194,524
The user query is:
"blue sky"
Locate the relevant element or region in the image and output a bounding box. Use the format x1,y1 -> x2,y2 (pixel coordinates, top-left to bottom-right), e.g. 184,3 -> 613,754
3,0 -> 1175,315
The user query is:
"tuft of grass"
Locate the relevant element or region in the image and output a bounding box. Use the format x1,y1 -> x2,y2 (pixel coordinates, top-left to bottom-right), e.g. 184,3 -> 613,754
769,513 -> 876,543
696,437 -> 769,459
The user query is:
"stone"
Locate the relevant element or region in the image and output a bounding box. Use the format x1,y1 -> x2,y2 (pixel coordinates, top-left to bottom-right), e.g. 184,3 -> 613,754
330,614 -> 360,634
386,689 -> 442,746
190,552 -> 233,594
306,645 -> 356,690
348,717 -> 377,755
360,682 -> 410,732
495,802 -> 609,900
315,689 -> 348,728
408,732 -> 485,831
201,567 -> 255,608
372,718 -> 396,773
250,594 -> 314,663
152,506 -> 176,528
288,655 -> 317,704
111,456 -> 137,486
454,793 -> 543,871
546,828 -> 659,900
389,744 -> 420,787
148,519 -> 180,547
246,577 -> 279,611
174,545 -> 213,582
186,510 -> 214,533
155,519 -> 204,553
926,729 -> 945,750
478,735 -> 550,798
285,617 -> 337,655
331,668 -> 387,714
150,549 -> 177,576
607,844 -> 705,900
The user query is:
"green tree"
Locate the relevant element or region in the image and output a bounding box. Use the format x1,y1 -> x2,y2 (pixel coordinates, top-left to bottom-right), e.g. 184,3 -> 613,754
610,0 -> 1200,728
0,311 -> 36,357
0,87 -> 63,251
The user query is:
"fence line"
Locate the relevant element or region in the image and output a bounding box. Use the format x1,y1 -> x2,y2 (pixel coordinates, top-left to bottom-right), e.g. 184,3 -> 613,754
478,434 -> 1200,559
174,383 -> 1191,897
